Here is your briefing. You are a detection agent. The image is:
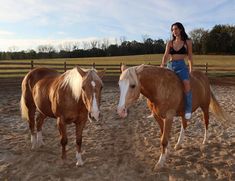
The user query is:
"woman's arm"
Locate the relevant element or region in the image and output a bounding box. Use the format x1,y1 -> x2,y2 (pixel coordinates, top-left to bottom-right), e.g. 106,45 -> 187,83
187,39 -> 193,73
160,41 -> 170,67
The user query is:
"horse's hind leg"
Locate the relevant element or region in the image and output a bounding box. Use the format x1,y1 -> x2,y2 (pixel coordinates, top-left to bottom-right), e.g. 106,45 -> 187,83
36,112 -> 46,147
146,99 -> 154,118
174,117 -> 187,150
28,107 -> 37,149
201,107 -> 209,144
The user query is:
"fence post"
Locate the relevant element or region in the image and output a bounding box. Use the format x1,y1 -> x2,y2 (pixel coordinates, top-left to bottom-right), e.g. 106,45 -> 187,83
31,60 -> 34,69
64,61 -> 67,72
120,62 -> 123,73
205,62 -> 208,74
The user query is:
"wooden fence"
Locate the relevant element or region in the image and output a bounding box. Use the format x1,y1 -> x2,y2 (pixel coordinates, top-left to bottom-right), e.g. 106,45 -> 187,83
0,61 -> 235,78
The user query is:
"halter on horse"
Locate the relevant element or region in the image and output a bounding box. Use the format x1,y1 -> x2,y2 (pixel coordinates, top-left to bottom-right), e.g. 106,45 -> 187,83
21,66 -> 104,166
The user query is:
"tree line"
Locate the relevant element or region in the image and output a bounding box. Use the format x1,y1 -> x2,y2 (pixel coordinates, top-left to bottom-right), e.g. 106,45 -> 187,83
0,24 -> 234,60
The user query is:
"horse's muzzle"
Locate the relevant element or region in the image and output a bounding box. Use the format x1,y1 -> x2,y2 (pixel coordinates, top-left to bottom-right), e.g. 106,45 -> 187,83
117,106 -> 128,118
90,110 -> 100,121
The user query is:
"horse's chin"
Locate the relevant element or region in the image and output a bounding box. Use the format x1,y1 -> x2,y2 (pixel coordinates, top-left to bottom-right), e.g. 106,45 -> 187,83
88,113 -> 99,121
117,107 -> 128,118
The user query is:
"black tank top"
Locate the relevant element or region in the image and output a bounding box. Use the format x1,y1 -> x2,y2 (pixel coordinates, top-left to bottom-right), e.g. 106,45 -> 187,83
169,41 -> 187,55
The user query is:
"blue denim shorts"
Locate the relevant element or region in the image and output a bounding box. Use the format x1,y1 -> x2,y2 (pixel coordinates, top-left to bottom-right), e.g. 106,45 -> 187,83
167,60 -> 189,81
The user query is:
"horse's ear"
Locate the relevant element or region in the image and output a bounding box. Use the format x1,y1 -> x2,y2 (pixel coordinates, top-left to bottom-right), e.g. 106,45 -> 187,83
76,66 -> 86,77
121,64 -> 127,72
97,69 -> 105,79
136,64 -> 144,74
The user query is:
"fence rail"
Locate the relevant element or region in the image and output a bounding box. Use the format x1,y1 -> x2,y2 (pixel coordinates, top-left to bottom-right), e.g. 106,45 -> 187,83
0,61 -> 235,78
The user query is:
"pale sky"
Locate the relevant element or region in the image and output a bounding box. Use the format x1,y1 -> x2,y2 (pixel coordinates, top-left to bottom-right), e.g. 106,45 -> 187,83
0,0 -> 234,51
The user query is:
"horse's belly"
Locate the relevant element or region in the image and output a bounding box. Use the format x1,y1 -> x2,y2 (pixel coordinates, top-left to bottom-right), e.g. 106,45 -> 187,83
36,100 -> 55,118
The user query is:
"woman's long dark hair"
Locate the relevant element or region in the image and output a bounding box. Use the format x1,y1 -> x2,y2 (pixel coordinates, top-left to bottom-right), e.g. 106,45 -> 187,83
171,22 -> 189,41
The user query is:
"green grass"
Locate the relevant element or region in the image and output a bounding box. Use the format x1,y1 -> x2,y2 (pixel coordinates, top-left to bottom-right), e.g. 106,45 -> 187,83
0,54 -> 235,77
1,54 -> 235,65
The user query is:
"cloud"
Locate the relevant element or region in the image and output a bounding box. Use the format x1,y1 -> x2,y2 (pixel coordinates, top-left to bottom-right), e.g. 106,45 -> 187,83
0,37 -> 118,51
0,0 -> 234,50
0,30 -> 14,36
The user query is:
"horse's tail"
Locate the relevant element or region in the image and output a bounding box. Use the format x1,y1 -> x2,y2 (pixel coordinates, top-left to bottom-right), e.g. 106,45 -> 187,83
20,74 -> 31,121
20,94 -> 29,121
209,87 -> 228,123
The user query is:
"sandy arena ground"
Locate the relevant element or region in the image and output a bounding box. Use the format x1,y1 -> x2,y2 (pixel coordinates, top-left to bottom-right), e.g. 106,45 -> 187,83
0,79 -> 234,181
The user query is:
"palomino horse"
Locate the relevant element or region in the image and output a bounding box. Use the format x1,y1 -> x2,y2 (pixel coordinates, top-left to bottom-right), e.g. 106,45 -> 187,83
117,64 -> 227,168
21,66 -> 104,166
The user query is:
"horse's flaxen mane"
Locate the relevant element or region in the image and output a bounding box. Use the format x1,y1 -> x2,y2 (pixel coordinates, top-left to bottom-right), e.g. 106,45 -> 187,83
61,67 -> 87,101
120,66 -> 140,86
61,67 -> 102,101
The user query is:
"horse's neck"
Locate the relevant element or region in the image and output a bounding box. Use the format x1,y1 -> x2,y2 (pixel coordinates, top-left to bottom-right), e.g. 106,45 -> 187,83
138,68 -> 158,101
138,68 -> 177,102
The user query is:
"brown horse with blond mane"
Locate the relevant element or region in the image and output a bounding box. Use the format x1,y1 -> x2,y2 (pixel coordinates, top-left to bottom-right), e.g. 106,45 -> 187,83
117,64 -> 227,168
21,66 -> 104,166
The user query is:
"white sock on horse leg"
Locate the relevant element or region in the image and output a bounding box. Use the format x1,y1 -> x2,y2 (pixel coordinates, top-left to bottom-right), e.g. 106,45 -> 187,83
31,134 -> 37,149
37,131 -> 45,146
175,125 -> 185,149
76,151 -> 84,166
203,128 -> 208,144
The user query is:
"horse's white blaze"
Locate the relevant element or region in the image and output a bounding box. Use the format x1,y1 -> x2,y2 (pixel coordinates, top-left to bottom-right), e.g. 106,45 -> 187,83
203,128 -> 208,144
175,125 -> 185,149
118,80 -> 129,109
31,134 -> 37,149
91,81 -> 96,87
76,152 -> 84,166
91,92 -> 100,121
37,131 -> 45,147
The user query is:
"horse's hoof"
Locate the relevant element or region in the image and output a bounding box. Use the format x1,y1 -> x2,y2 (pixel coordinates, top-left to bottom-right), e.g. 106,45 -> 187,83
154,162 -> 164,170
31,145 -> 36,150
174,144 -> 182,150
146,114 -> 154,119
37,140 -> 45,147
76,160 -> 84,167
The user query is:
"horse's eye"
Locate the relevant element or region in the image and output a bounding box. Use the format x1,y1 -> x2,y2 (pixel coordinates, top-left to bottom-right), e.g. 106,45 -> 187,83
130,84 -> 136,89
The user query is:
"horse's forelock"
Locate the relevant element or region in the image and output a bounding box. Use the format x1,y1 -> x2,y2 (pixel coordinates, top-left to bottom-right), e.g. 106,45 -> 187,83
87,70 -> 103,86
120,67 -> 139,86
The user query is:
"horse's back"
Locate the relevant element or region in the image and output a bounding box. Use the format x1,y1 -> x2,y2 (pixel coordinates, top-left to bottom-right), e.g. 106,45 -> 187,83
22,67 -> 60,88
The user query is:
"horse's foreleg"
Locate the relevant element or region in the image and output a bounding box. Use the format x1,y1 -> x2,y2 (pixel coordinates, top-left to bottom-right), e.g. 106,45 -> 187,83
146,99 -> 154,118
57,117 -> 68,160
155,115 -> 173,168
174,117 -> 187,150
153,114 -> 164,135
36,113 -> 46,147
75,120 -> 86,166
202,108 -> 209,144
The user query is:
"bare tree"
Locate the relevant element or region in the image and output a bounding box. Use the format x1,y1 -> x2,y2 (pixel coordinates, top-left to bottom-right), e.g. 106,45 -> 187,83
142,34 -> 150,43
82,41 -> 90,50
119,36 -> 126,44
8,46 -> 19,52
101,38 -> 110,50
37,45 -> 55,53
90,40 -> 98,48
